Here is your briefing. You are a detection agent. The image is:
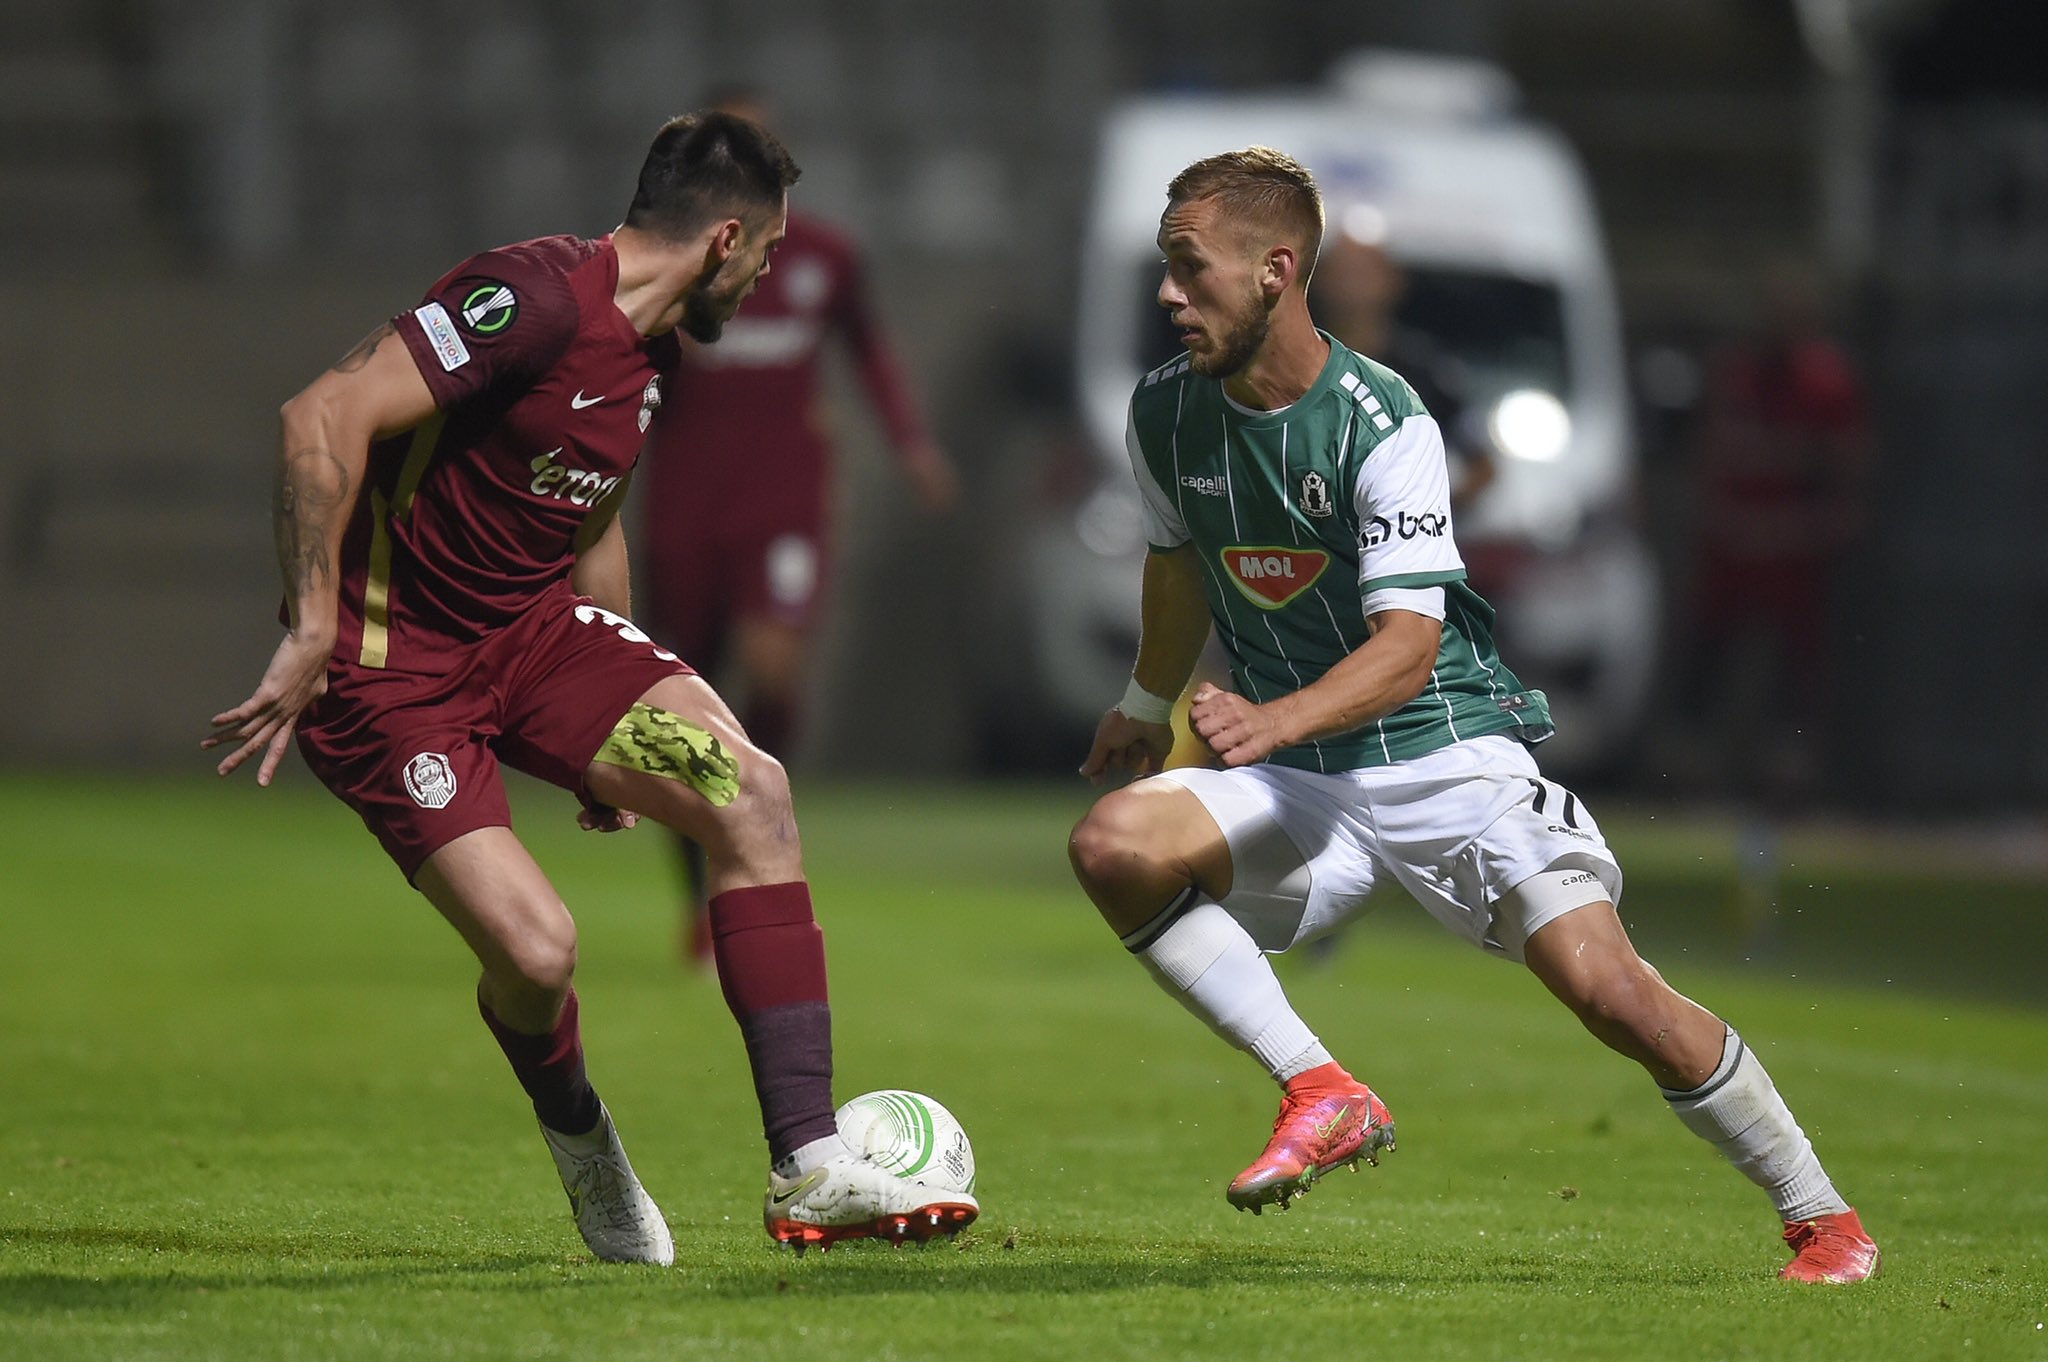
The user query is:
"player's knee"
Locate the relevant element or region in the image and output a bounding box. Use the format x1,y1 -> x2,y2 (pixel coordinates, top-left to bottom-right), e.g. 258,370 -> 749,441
1068,792 -> 1164,895
738,743 -> 792,815
719,742 -> 791,830
499,912 -> 579,999
686,742 -> 800,883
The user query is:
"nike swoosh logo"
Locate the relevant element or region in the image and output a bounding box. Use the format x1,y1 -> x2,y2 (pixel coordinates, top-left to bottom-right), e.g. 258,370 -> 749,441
1312,1103 -> 1353,1140
571,390 -> 606,409
765,1167 -> 826,1213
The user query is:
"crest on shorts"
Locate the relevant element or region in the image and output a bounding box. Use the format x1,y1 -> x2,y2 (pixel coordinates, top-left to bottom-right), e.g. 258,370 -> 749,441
403,752 -> 458,810
638,376 -> 663,432
1299,470 -> 1334,518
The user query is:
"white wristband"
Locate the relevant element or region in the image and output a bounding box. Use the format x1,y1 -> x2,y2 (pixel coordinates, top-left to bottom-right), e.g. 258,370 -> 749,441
1116,678 -> 1175,725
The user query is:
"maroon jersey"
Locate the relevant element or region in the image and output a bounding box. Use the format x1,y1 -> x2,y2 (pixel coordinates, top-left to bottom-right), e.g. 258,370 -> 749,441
637,213 -> 925,525
1695,335 -> 1867,568
333,234 -> 677,671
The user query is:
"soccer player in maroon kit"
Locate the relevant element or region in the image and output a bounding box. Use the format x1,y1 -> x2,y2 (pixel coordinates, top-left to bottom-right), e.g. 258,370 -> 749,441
635,89 -> 956,962
203,111 -> 977,1261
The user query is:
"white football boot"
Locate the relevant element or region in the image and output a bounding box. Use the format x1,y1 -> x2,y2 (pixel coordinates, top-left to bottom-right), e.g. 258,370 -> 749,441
540,1103 -> 675,1266
763,1148 -> 979,1251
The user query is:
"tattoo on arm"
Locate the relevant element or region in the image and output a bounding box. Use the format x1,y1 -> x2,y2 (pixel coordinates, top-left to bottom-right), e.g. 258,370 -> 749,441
333,321 -> 397,374
273,447 -> 351,599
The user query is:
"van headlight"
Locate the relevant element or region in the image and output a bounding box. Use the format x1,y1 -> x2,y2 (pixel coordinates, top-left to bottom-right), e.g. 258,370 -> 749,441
1487,388 -> 1571,463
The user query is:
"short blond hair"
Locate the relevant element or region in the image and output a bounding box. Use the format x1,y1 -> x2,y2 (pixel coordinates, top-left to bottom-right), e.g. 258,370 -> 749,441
1167,146 -> 1324,268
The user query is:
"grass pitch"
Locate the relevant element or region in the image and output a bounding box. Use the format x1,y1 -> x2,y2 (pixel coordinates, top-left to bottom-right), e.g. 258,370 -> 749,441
2,771 -> 2044,1361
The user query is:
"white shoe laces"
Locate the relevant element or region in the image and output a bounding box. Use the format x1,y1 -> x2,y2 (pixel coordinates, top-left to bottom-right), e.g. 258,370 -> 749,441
565,1151 -> 655,1232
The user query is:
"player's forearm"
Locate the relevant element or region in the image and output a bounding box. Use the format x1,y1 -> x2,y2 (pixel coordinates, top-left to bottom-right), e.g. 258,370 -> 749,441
1264,613 -> 1438,745
1131,547 -> 1212,700
272,400 -> 360,644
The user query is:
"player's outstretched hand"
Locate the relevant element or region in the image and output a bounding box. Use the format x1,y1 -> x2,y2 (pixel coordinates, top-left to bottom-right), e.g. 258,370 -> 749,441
202,631 -> 334,785
1079,708 -> 1173,786
577,801 -> 639,833
1187,682 -> 1285,767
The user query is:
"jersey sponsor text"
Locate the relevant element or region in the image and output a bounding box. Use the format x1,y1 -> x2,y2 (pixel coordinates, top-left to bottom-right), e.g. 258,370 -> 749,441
529,449 -> 622,506
1222,546 -> 1331,609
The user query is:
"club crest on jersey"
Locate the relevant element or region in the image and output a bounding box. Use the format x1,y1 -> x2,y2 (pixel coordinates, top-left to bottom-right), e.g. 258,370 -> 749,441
403,752 -> 458,810
458,281 -> 518,335
1221,545 -> 1331,609
638,376 -> 663,432
1299,470 -> 1335,518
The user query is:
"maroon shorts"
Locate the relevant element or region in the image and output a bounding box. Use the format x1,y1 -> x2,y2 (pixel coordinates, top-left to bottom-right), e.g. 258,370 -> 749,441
640,503 -> 832,667
296,587 -> 693,881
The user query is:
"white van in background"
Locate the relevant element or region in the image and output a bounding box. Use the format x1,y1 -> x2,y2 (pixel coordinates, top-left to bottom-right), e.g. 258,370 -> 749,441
1009,49 -> 1657,773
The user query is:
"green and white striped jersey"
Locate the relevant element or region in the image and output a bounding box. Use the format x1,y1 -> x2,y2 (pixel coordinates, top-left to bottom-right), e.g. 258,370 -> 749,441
1126,333 -> 1553,772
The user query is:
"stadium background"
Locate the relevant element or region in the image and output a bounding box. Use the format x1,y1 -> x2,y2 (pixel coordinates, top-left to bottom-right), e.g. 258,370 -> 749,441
3,6 -> 2045,1357
0,0 -> 2040,815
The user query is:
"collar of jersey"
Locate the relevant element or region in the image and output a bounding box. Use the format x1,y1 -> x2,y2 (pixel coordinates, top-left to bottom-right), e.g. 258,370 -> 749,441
1216,331 -> 1347,428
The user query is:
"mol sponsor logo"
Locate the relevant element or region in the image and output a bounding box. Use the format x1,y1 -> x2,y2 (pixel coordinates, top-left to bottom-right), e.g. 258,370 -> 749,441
1220,545 -> 1330,609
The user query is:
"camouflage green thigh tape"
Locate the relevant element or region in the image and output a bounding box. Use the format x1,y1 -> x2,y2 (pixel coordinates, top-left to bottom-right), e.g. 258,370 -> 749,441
593,702 -> 740,807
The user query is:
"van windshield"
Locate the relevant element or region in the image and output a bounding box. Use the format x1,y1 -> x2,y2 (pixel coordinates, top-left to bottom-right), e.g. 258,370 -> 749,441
1134,262 -> 1570,403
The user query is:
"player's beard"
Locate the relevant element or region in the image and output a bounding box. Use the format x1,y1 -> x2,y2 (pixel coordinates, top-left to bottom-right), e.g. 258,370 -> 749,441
679,279 -> 733,343
1188,282 -> 1274,380
679,259 -> 751,344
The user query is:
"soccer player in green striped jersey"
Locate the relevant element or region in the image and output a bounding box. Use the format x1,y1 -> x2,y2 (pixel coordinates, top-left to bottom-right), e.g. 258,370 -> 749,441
1068,147 -> 1877,1283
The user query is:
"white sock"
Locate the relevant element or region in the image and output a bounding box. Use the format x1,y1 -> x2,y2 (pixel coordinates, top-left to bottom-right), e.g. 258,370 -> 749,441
1123,894 -> 1331,1083
773,1133 -> 848,1179
1662,1028 -> 1849,1222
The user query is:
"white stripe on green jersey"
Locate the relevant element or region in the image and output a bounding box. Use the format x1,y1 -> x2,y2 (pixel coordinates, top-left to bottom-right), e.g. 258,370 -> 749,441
1126,332 -> 1554,771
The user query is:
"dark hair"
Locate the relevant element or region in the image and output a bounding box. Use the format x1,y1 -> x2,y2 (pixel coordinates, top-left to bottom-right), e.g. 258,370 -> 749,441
1168,146 -> 1324,271
625,111 -> 800,241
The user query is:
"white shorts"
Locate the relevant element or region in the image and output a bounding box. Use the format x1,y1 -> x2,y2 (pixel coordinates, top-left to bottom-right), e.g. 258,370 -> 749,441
1154,734 -> 1623,962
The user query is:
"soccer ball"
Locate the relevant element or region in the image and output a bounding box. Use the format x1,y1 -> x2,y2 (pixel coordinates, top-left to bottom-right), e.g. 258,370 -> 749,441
835,1089 -> 976,1195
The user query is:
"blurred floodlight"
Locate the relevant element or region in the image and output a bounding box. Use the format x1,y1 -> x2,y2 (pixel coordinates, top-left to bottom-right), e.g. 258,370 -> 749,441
1488,388 -> 1572,463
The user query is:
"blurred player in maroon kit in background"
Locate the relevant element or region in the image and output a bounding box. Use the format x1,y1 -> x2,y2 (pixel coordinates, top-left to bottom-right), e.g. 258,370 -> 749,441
637,88 -> 957,961
1685,263 -> 1870,802
203,110 -> 976,1263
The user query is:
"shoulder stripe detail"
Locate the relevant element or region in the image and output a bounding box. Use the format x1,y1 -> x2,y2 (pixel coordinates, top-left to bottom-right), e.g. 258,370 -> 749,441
1336,369 -> 1394,430
1144,354 -> 1193,386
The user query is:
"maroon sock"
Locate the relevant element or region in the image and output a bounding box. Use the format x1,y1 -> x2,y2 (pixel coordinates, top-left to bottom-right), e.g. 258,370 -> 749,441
708,881 -> 838,1162
479,986 -> 603,1137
